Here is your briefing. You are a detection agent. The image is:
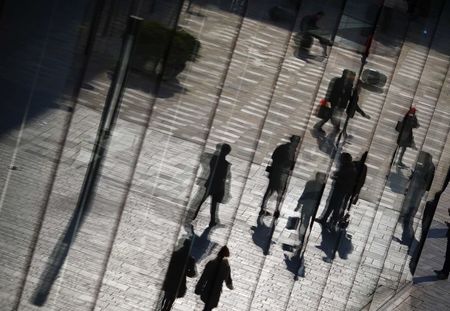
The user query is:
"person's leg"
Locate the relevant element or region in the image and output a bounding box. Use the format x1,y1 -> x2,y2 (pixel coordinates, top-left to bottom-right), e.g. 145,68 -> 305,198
314,114 -> 330,131
435,227 -> 450,279
330,192 -> 346,227
397,146 -> 406,166
210,198 -> 218,226
331,108 -> 343,131
260,186 -> 273,215
193,192 -> 209,219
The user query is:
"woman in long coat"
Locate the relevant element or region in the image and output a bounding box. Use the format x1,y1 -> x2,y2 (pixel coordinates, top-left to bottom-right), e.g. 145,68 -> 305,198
195,246 -> 233,311
397,107 -> 419,167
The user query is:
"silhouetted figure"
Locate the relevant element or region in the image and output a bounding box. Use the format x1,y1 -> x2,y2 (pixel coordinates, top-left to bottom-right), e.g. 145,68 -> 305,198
314,70 -> 355,134
400,151 -> 434,245
316,153 -> 357,228
298,11 -> 328,57
351,151 -> 368,205
396,107 -> 419,167
260,135 -> 300,216
295,172 -> 326,252
435,208 -> 450,280
434,168 -> 450,279
160,239 -> 197,311
195,246 -> 233,311
193,144 -> 232,227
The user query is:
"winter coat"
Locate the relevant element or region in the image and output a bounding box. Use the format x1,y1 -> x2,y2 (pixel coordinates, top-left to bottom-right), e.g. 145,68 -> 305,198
326,77 -> 353,109
397,113 -> 419,147
268,142 -> 296,190
195,258 -> 233,309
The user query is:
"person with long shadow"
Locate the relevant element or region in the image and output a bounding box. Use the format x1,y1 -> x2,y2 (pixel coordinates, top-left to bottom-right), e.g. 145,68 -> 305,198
193,143 -> 232,227
195,246 -> 233,311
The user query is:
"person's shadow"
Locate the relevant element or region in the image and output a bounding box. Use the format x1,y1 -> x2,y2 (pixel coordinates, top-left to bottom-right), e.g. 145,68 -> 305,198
191,226 -> 217,262
251,215 -> 272,253
316,223 -> 353,262
388,165 -> 410,194
310,128 -> 338,158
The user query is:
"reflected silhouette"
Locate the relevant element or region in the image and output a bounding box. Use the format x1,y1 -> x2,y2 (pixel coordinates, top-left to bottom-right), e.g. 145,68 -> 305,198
159,237 -> 197,311
260,135 -> 300,216
316,153 -> 357,227
398,152 -> 434,247
315,223 -> 338,262
193,143 -> 232,227
388,165 -> 410,194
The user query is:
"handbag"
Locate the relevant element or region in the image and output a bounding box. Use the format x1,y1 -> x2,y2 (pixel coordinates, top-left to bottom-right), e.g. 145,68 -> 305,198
395,120 -> 402,132
317,98 -> 332,119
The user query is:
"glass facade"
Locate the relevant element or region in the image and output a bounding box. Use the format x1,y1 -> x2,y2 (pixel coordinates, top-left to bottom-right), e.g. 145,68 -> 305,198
0,0 -> 449,310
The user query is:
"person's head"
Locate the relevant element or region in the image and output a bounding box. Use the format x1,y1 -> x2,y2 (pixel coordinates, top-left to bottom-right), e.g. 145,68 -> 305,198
217,246 -> 230,259
315,172 -> 326,183
340,152 -> 352,164
290,135 -> 301,145
220,143 -> 231,156
409,106 -> 417,115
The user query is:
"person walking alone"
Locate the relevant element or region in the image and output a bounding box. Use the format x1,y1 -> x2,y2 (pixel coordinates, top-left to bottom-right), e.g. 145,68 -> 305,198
195,246 -> 233,311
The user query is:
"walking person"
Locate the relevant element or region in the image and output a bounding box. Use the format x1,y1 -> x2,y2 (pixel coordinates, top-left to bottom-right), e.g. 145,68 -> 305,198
350,151 -> 368,205
434,208 -> 450,280
316,153 -> 357,228
160,238 -> 197,311
294,172 -> 326,254
395,107 -> 419,167
195,246 -> 233,311
260,135 -> 300,216
193,144 -> 232,227
298,11 -> 328,57
314,70 -> 355,134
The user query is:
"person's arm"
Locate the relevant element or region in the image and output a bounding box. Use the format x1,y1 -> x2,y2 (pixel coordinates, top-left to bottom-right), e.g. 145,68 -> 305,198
356,101 -> 370,119
225,260 -> 233,290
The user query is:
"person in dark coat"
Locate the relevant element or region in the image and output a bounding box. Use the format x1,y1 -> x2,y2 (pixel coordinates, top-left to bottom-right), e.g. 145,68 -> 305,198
316,153 -> 357,228
400,152 -> 435,245
193,144 -> 232,227
195,246 -> 233,311
434,167 -> 450,280
160,239 -> 197,311
298,11 -> 327,57
260,135 -> 301,216
396,107 -> 419,167
314,70 -> 355,133
351,151 -> 368,205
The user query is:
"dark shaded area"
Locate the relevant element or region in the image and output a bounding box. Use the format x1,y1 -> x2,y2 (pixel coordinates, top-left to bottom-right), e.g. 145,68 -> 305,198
413,275 -> 438,284
251,215 -> 272,253
191,226 -> 218,262
388,166 -> 410,194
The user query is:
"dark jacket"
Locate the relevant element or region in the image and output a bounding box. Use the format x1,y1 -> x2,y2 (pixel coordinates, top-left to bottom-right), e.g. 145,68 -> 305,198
326,77 -> 353,109
397,113 -> 419,147
333,162 -> 357,195
195,258 -> 233,309
162,246 -> 196,298
346,88 -> 368,118
352,160 -> 367,198
205,155 -> 230,202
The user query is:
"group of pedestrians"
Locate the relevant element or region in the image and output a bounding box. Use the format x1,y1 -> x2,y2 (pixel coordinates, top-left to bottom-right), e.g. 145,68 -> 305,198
161,243 -> 233,311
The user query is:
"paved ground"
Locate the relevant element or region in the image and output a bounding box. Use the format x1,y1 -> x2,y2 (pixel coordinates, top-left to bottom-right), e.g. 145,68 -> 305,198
1,0 -> 450,310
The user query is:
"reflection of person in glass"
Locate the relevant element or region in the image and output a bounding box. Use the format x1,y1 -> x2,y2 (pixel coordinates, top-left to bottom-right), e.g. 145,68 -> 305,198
314,70 -> 355,134
294,172 -> 326,254
195,246 -> 233,311
299,11 -> 328,57
193,144 -> 232,227
160,239 -> 196,311
316,153 -> 357,228
396,107 -> 419,167
260,135 -> 300,216
400,152 -> 434,245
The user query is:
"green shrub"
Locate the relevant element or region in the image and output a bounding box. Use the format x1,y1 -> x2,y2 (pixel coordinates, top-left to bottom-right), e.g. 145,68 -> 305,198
132,21 -> 200,79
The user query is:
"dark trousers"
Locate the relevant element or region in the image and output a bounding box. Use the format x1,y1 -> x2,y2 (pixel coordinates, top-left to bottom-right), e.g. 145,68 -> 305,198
321,189 -> 348,224
442,227 -> 450,274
